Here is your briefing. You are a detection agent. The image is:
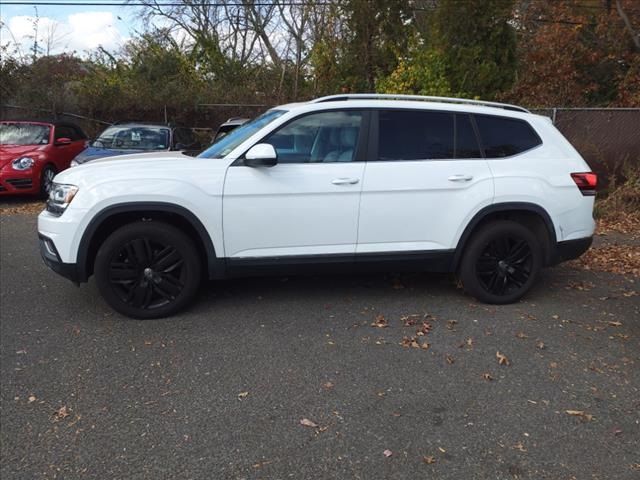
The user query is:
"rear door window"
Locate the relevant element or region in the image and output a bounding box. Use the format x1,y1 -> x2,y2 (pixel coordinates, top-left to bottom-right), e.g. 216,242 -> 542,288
378,110 -> 454,161
474,115 -> 542,158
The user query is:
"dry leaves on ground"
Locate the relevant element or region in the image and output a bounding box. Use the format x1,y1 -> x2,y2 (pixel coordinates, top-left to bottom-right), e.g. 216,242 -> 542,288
383,449 -> 393,458
597,213 -> 640,237
570,244 -> 640,277
423,455 -> 436,464
0,201 -> 45,216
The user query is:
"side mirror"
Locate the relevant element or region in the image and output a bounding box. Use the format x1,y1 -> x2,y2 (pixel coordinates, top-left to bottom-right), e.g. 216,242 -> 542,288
55,137 -> 72,146
244,143 -> 277,167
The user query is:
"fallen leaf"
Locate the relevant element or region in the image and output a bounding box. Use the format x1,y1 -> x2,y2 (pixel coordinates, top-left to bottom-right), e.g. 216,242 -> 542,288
496,351 -> 510,366
54,406 -> 70,420
446,354 -> 455,364
416,321 -> 432,336
300,418 -> 318,428
371,315 -> 388,328
237,391 -> 249,400
608,321 -> 622,327
438,447 -> 446,453
423,455 -> 436,464
515,332 -> 528,339
483,373 -> 494,381
536,341 -> 545,350
28,395 -> 36,403
446,320 -> 458,330
383,449 -> 393,457
400,336 -> 421,349
421,341 -> 430,350
565,410 -> 594,421
401,314 -> 420,326
513,442 -> 527,452
552,315 -> 559,320
322,382 -> 334,390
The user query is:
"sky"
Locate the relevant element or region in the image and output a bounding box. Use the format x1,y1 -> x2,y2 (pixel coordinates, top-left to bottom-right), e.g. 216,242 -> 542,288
0,1 -> 141,59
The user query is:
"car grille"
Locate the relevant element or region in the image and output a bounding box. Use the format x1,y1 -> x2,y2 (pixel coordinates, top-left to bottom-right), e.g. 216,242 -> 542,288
6,179 -> 33,189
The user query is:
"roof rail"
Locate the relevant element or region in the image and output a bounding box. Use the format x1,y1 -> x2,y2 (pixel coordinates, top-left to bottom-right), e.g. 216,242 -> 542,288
310,94 -> 530,113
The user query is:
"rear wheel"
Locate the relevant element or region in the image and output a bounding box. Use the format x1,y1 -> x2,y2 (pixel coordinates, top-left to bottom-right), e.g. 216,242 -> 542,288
40,165 -> 56,197
459,220 -> 542,304
94,221 -> 202,319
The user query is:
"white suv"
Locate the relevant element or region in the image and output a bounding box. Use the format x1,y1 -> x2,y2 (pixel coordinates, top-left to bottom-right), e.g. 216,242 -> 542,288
38,94 -> 597,319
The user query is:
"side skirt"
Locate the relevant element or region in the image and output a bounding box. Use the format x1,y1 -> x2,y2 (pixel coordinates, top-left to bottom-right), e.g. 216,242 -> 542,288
224,250 -> 455,278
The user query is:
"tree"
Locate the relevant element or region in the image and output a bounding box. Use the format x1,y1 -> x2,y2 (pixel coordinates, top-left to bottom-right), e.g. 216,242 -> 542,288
430,0 -> 517,99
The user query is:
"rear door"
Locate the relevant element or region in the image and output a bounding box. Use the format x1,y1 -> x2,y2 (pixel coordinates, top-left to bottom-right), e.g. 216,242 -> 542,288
223,109 -> 368,259
356,109 -> 494,254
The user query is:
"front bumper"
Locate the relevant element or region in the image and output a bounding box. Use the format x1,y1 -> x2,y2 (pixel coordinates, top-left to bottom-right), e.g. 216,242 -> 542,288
0,167 -> 38,195
38,234 -> 81,283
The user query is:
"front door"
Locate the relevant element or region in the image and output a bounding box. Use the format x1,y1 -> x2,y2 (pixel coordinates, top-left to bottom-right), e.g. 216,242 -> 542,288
223,110 -> 367,259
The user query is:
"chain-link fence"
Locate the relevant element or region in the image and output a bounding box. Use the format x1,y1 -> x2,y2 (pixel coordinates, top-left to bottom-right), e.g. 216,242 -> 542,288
532,108 -> 640,189
2,104 -> 638,188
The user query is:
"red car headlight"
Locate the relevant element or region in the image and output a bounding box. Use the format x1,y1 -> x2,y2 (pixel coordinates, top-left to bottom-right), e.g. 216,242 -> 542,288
12,157 -> 35,170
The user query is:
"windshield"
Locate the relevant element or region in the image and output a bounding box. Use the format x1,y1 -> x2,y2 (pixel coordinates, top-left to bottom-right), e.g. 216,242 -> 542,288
0,123 -> 50,145
93,126 -> 170,150
199,110 -> 286,159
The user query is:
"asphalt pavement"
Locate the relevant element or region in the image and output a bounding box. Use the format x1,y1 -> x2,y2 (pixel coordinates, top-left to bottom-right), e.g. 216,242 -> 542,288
1,212 -> 639,479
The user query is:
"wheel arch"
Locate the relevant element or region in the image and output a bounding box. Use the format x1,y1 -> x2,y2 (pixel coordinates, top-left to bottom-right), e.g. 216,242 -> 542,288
453,202 -> 557,270
76,202 -> 223,282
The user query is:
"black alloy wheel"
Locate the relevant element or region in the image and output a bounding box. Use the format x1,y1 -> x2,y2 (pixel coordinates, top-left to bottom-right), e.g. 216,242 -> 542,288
475,235 -> 533,296
459,220 -> 542,304
94,221 -> 201,319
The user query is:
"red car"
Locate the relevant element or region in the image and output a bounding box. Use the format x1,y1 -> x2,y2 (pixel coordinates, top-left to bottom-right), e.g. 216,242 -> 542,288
0,120 -> 88,196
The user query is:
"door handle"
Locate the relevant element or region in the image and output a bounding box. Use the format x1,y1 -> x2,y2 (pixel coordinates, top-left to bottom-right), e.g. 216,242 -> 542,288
332,178 -> 359,185
448,174 -> 473,182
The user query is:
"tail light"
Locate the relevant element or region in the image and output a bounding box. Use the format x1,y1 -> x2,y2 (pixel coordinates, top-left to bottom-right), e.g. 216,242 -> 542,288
571,172 -> 597,196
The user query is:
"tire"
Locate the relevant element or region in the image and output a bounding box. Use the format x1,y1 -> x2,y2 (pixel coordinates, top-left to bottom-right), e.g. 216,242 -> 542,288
459,220 -> 542,305
94,221 -> 202,319
40,165 -> 56,197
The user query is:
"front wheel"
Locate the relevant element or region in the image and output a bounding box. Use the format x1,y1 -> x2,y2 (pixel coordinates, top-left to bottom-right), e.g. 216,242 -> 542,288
459,220 -> 542,304
40,165 -> 56,197
94,221 -> 202,319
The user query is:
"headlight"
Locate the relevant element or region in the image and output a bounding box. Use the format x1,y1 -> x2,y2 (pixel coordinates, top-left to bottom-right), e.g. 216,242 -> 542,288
46,183 -> 79,216
12,157 -> 35,170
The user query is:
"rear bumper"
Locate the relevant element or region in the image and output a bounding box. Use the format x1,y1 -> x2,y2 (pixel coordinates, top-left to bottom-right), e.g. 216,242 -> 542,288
39,234 -> 80,284
550,236 -> 593,265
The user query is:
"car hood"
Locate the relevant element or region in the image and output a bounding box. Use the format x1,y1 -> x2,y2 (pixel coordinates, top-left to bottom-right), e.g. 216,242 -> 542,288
56,152 -> 227,192
73,146 -> 154,164
0,145 -> 45,168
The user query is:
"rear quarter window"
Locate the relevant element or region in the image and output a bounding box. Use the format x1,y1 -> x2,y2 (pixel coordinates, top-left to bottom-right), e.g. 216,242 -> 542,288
474,115 -> 541,158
